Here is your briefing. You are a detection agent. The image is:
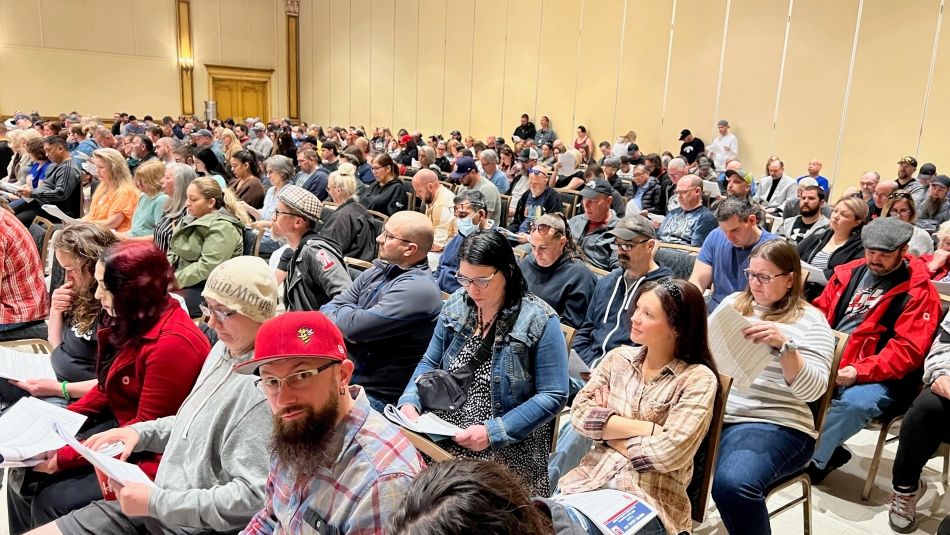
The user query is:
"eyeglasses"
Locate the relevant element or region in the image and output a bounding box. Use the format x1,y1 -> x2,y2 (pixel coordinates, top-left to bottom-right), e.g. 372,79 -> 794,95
199,303 -> 238,323
890,208 -> 913,216
743,269 -> 790,284
456,270 -> 499,289
675,187 -> 699,196
254,362 -> 338,395
380,228 -> 413,244
610,239 -> 649,251
273,209 -> 302,219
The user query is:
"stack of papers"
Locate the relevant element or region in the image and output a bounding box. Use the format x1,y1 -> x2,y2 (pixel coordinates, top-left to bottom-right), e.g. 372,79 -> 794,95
0,347 -> 57,382
801,261 -> 828,285
41,204 -> 79,224
383,404 -> 463,441
0,397 -> 86,464
707,305 -> 773,390
552,489 -> 658,535
52,423 -> 154,487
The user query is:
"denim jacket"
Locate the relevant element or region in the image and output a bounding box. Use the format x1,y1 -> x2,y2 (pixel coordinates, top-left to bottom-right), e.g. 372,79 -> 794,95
398,291 -> 569,449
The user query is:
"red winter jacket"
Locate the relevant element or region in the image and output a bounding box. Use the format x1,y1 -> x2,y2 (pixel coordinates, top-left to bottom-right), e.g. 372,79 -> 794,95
813,256 -> 940,384
56,298 -> 209,475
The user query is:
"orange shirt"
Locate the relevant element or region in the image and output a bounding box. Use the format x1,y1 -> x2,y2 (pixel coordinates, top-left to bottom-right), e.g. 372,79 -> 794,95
85,183 -> 140,233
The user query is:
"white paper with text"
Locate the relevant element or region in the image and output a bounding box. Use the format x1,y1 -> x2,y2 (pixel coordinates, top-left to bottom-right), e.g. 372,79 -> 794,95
0,347 -> 57,382
552,489 -> 658,535
708,304 -> 773,390
0,397 -> 86,462
52,423 -> 154,487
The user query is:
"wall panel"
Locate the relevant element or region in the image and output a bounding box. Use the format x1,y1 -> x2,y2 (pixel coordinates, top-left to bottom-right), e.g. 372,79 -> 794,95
441,0 -> 475,136
836,0 -> 939,190
536,0 -> 583,145
470,0 -> 508,138
136,0 -> 178,58
328,0 -> 351,126
350,0 -> 373,129
299,0 -> 314,120
917,7 -> 950,164
311,0 -> 332,124
41,0 -> 91,51
0,0 -> 42,47
369,0 -> 395,131
662,0 -> 726,151
500,0 -> 542,138
219,0 -> 250,66
716,0 -> 788,177
416,0 -> 447,134
89,0 -> 134,53
392,0 -> 419,130
573,0 -> 625,147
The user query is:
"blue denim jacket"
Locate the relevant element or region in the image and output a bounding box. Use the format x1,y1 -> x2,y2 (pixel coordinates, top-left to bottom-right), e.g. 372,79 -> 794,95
398,291 -> 569,449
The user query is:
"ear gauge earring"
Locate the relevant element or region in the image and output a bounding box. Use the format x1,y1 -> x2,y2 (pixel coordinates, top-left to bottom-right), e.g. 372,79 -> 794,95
339,387 -> 346,396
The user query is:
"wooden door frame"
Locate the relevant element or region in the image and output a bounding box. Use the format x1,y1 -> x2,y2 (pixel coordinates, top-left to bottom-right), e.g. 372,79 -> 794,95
205,64 -> 275,120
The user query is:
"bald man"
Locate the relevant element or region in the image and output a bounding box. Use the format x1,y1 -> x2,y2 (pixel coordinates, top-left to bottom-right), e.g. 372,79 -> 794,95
411,169 -> 456,252
871,179 -> 899,218
321,211 -> 443,411
797,158 -> 830,195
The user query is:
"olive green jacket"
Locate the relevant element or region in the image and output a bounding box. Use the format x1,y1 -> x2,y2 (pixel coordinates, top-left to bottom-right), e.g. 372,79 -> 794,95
168,209 -> 245,288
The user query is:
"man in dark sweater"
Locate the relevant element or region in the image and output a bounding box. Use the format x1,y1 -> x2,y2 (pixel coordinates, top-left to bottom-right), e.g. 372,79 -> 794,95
17,135 -> 82,224
508,168 -> 563,238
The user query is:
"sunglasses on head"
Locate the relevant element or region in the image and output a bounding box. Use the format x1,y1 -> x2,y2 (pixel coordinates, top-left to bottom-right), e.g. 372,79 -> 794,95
530,223 -> 562,235
888,192 -> 913,200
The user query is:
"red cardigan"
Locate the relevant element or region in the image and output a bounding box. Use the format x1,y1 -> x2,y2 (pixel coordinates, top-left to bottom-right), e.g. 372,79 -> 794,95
56,298 -> 210,475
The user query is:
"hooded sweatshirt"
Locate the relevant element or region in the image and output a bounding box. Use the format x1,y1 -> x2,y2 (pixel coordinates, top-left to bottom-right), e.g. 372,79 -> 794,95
572,265 -> 673,366
130,342 -> 271,532
520,253 -> 597,329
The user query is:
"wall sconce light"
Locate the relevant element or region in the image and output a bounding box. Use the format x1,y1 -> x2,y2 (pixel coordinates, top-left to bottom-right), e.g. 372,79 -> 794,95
178,56 -> 194,72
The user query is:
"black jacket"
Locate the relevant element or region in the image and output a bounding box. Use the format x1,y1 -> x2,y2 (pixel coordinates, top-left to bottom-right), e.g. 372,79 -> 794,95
628,177 -> 662,216
283,231 -> 352,312
797,227 -> 865,299
359,178 -> 409,216
513,122 -> 537,142
519,253 -> 597,329
320,199 -> 378,261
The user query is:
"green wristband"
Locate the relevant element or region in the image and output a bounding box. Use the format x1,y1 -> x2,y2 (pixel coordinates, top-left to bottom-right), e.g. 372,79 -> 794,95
61,381 -> 71,402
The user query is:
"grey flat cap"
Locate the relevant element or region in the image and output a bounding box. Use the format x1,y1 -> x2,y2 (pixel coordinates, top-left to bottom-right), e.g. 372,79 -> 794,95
861,217 -> 914,252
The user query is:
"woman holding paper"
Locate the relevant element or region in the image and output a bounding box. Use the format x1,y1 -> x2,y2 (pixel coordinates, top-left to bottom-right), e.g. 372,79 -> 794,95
397,230 -> 569,497
797,196 -> 867,299
710,239 -> 835,535
83,148 -> 140,233
7,241 -> 209,533
3,223 -> 117,407
557,279 -> 720,535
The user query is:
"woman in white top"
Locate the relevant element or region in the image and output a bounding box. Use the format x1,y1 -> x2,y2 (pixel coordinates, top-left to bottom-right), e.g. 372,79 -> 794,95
711,239 -> 835,535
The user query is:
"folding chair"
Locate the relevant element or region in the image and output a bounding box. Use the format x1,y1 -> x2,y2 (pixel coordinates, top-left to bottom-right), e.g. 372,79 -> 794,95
689,374 -> 733,523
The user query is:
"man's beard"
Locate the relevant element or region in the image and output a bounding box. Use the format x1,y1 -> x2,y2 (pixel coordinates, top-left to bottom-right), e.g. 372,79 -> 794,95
271,394 -> 343,479
800,205 -> 819,217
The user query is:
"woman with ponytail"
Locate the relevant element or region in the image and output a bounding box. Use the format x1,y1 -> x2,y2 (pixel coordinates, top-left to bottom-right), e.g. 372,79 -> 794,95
167,177 -> 248,315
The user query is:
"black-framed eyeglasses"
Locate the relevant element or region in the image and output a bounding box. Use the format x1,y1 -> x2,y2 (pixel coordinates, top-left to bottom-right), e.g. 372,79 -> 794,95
890,208 -> 913,216
273,209 -> 303,219
380,228 -> 413,244
199,303 -> 239,323
743,269 -> 790,284
610,239 -> 650,251
254,362 -> 338,395
456,270 -> 499,289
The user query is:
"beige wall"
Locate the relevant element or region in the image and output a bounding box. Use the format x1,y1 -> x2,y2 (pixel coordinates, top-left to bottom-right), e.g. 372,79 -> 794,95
300,0 -> 950,194
0,0 -> 288,120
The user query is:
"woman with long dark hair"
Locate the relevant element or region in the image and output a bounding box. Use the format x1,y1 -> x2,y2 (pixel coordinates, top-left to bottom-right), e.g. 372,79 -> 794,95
557,279 -> 721,535
8,241 -> 209,532
194,146 -> 232,189
360,153 -> 409,216
711,239 -> 834,535
228,150 -> 265,209
398,230 -> 569,497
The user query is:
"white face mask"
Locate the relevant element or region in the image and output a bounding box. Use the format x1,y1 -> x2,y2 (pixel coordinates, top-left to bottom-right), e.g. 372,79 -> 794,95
457,216 -> 477,236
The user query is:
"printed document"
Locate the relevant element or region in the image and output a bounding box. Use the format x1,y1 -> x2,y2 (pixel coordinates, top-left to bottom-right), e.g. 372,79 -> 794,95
707,304 -> 773,390
53,423 -> 154,487
384,404 -> 463,441
41,204 -> 79,224
0,347 -> 57,382
801,261 -> 828,286
0,397 -> 86,462
552,489 -> 659,535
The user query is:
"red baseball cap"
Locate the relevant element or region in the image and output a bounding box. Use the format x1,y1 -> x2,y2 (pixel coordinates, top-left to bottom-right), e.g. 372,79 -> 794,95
234,311 -> 347,375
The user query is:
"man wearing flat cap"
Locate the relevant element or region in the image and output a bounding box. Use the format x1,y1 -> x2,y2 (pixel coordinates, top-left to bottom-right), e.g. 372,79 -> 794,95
806,217 -> 940,483
272,185 -> 351,312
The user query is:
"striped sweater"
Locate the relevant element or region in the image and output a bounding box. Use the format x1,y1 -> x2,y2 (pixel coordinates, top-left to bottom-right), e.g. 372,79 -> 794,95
720,292 -> 835,438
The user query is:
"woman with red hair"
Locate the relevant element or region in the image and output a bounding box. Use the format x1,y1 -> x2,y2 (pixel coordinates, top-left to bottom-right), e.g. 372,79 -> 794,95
8,241 -> 209,533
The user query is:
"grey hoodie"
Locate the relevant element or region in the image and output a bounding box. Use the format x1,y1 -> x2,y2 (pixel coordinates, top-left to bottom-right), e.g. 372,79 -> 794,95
130,342 -> 271,532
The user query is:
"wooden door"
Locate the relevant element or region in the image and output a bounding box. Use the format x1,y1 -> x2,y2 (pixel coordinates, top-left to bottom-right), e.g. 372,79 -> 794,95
211,79 -> 267,121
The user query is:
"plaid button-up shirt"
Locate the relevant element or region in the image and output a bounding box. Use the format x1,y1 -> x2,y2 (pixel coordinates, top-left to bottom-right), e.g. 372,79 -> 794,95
0,210 -> 48,325
241,386 -> 424,535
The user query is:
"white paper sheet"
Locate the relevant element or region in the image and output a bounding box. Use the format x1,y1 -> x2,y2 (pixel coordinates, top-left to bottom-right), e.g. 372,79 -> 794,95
707,304 -> 774,390
0,182 -> 22,194
552,489 -> 658,535
384,404 -> 463,441
52,423 -> 154,487
0,347 -> 57,382
568,349 -> 591,380
703,180 -> 722,199
801,261 -> 828,286
0,397 -> 86,462
41,204 -> 79,224
647,213 -> 665,224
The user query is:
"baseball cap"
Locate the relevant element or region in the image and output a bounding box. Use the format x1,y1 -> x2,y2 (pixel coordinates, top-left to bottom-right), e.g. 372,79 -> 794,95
607,214 -> 657,241
725,169 -> 752,185
399,134 -> 412,145
578,178 -> 613,199
861,217 -> 913,252
919,163 -> 937,178
932,174 -> 950,189
235,311 -> 347,375
518,148 -> 539,162
194,129 -> 213,138
679,129 -> 691,141
450,156 -> 478,179
718,119 -> 730,127
898,155 -> 918,167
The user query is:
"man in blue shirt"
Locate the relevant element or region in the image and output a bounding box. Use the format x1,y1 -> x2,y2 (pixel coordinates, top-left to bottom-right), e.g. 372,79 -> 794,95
658,175 -> 718,247
479,149 -> 509,194
688,197 -> 778,312
797,158 -> 830,196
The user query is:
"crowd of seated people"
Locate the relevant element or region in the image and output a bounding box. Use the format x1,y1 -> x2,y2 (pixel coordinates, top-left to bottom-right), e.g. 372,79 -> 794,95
3,109 -> 950,534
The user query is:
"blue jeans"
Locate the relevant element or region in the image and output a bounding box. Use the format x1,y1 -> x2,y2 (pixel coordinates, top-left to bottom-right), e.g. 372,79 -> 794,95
712,422 -> 815,535
811,382 -> 895,468
548,420 -> 593,490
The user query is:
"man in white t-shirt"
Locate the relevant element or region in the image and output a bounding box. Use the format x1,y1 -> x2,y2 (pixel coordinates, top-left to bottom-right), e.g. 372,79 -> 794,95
708,119 -> 738,172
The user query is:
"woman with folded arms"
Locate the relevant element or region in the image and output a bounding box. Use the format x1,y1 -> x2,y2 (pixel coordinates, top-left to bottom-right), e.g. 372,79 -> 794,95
557,279 -> 720,535
797,196 -> 867,299
711,239 -> 834,535
398,230 -> 569,497
7,241 -> 208,533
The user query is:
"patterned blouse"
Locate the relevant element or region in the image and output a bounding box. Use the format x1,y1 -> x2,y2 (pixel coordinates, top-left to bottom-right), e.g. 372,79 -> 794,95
557,345 -> 718,535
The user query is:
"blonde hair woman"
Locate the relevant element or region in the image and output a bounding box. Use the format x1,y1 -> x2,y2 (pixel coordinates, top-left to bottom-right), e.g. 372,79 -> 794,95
86,147 -> 140,232
322,162 -> 376,261
167,177 -> 248,315
126,160 -> 169,238
11,128 -> 42,184
218,128 -> 242,161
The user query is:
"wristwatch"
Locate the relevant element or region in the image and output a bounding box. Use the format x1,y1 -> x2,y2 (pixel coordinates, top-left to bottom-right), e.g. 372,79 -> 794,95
778,338 -> 798,357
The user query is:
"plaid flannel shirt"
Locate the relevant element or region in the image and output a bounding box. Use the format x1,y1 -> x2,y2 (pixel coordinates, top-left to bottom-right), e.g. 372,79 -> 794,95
0,210 -> 48,324
241,386 -> 424,535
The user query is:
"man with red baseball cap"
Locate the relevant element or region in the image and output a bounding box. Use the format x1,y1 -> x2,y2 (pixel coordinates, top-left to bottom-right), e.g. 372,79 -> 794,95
237,311 -> 424,535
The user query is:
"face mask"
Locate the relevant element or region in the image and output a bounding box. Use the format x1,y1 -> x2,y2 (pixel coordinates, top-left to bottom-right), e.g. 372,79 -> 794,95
457,216 -> 477,236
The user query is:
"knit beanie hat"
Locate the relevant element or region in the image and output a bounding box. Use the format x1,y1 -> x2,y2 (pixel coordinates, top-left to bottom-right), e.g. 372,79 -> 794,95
202,256 -> 278,323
